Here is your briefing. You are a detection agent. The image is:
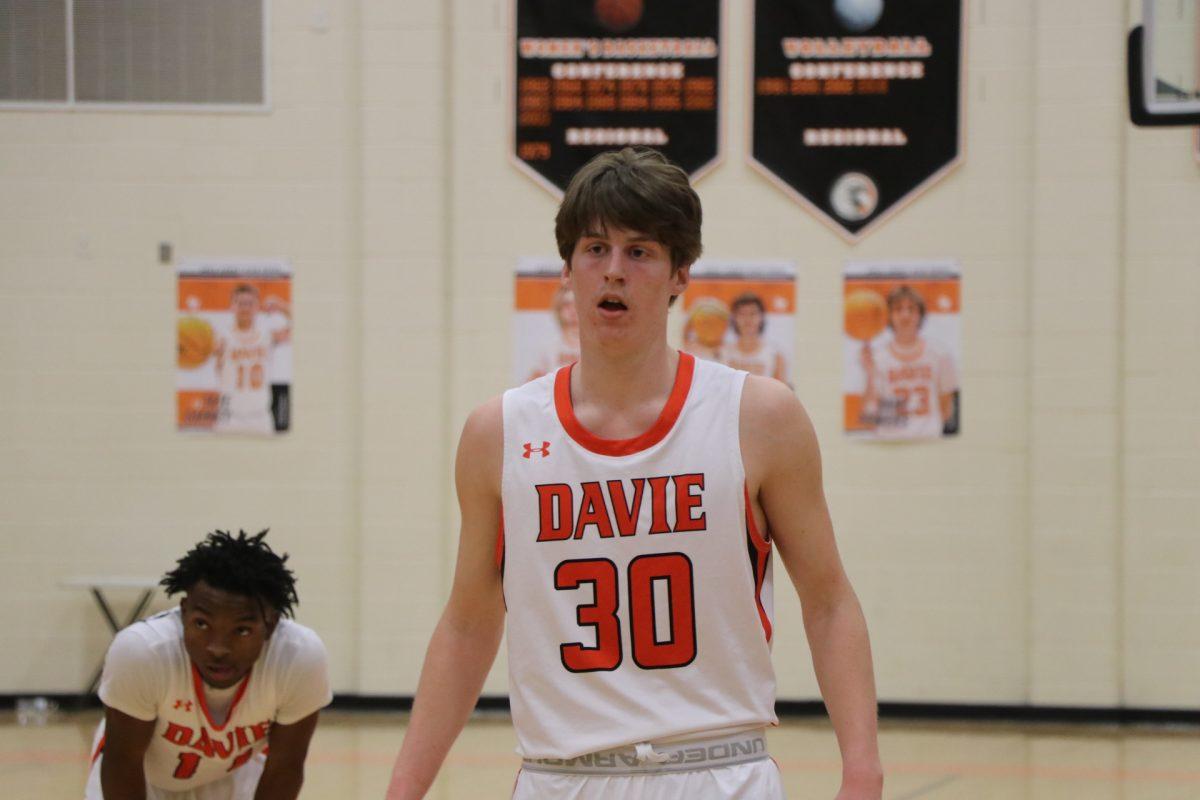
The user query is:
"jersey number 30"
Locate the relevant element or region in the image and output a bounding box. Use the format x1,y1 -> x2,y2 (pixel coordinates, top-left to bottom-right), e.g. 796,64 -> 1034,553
554,553 -> 696,672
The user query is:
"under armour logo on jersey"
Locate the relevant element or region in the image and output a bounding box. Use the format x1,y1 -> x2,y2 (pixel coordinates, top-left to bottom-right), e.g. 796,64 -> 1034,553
173,699 -> 193,711
523,441 -> 551,459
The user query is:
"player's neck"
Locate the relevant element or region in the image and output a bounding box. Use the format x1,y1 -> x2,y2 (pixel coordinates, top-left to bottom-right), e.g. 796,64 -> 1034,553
572,339 -> 678,415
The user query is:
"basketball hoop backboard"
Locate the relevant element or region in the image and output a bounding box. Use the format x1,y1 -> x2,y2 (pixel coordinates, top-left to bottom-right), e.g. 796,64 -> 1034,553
1128,0 -> 1200,125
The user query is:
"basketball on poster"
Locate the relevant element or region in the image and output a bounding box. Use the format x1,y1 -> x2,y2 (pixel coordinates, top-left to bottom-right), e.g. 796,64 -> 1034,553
176,259 -> 293,435
843,260 -> 960,440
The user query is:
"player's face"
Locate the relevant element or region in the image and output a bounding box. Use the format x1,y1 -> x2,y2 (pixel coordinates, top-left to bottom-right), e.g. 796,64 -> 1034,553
565,225 -> 687,347
232,292 -> 259,329
889,296 -> 922,343
181,581 -> 277,689
732,304 -> 763,338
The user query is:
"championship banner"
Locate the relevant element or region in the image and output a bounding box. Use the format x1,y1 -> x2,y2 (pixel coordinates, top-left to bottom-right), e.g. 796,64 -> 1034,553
177,259 -> 292,435
751,0 -> 964,241
843,260 -> 960,440
513,258 -> 577,385
513,0 -> 722,194
680,261 -> 796,386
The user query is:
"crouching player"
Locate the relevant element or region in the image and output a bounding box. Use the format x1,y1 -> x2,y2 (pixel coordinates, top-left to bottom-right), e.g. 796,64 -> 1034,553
85,530 -> 331,799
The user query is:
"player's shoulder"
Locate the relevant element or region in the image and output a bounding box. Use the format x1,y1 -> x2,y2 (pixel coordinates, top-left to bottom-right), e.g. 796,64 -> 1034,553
740,373 -> 805,425
740,376 -> 818,470
107,608 -> 184,667
264,618 -> 329,667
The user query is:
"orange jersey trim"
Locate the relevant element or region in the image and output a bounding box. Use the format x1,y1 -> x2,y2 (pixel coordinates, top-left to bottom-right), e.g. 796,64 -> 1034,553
744,485 -> 773,643
91,734 -> 106,765
554,352 -> 695,456
190,663 -> 251,732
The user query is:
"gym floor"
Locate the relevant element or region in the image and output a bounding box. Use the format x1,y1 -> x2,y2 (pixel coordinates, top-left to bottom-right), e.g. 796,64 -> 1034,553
7,710 -> 1200,799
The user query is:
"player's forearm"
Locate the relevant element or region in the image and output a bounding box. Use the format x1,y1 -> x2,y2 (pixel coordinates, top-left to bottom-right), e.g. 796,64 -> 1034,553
100,756 -> 148,800
803,582 -> 882,782
385,612 -> 503,800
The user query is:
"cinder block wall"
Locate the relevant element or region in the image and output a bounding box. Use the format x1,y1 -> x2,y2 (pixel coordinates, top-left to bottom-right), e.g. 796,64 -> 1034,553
1,0 -> 1196,710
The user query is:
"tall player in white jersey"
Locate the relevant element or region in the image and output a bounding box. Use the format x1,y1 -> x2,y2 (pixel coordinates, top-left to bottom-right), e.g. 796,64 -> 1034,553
86,530 -> 331,800
214,285 -> 290,435
385,148 -> 882,799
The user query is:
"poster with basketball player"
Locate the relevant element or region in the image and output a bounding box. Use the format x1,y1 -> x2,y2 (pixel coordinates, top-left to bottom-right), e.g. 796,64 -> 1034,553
679,261 -> 796,386
513,258 -> 579,385
843,260 -> 960,440
513,0 -> 722,195
750,0 -> 964,241
177,259 -> 293,435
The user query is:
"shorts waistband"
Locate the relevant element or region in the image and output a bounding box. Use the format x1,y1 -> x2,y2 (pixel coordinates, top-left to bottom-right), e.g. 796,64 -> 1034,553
521,729 -> 769,776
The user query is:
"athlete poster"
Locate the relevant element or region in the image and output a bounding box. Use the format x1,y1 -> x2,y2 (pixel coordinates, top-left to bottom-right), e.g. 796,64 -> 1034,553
513,0 -> 722,194
513,258 -> 579,385
750,0 -> 964,241
176,259 -> 292,435
843,260 -> 960,440
680,261 -> 796,386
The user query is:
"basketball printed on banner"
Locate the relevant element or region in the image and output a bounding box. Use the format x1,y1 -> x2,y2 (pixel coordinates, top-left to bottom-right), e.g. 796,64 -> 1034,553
594,0 -> 644,32
177,316 -> 215,368
843,288 -> 887,341
833,0 -> 884,33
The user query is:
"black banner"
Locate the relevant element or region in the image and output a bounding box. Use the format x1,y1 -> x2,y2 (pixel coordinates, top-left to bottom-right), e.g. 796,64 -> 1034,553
751,0 -> 963,240
514,0 -> 722,194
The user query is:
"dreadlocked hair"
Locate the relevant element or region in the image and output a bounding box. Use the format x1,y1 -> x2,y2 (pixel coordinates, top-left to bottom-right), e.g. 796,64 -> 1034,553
161,529 -> 298,618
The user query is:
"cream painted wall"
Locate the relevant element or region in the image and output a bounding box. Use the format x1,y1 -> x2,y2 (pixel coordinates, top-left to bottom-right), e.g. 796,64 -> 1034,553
0,0 -> 1197,711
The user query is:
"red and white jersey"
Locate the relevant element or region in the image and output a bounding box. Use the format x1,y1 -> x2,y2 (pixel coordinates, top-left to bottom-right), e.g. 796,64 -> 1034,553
500,352 -> 777,760
869,337 -> 958,439
217,324 -> 273,429
96,608 -> 331,792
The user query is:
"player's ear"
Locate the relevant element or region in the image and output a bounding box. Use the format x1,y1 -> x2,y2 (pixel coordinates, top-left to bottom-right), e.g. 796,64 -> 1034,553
264,610 -> 281,637
670,262 -> 692,299
560,259 -> 571,277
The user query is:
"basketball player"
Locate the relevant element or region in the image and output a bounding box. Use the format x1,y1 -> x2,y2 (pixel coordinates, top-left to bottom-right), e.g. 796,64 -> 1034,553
722,292 -> 789,382
385,148 -> 881,799
859,285 -> 958,439
214,285 -> 290,434
85,530 -> 331,800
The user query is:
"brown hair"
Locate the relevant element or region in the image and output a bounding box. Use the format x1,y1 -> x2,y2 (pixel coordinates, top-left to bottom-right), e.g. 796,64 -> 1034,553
730,292 -> 766,334
886,285 -> 926,323
555,148 -> 703,273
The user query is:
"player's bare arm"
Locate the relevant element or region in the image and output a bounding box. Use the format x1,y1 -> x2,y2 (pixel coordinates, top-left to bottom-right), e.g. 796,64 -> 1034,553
741,375 -> 884,799
99,705 -> 155,800
252,710 -> 319,799
385,397 -> 506,800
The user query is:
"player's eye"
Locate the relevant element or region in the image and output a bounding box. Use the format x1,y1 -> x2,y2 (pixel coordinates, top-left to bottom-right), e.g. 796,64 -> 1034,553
236,627 -> 251,636
194,619 -> 209,629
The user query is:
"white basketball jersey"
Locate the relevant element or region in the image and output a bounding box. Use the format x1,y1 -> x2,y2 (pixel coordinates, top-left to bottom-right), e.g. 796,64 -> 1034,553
500,352 -> 777,760
97,608 -> 331,792
218,324 -> 272,426
723,341 -> 780,379
869,337 -> 958,439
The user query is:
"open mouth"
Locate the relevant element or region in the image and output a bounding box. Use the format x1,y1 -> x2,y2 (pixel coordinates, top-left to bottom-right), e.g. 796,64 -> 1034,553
205,664 -> 238,683
598,298 -> 627,312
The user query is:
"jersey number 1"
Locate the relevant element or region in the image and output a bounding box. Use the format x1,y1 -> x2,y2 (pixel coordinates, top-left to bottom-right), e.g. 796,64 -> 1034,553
554,553 -> 697,673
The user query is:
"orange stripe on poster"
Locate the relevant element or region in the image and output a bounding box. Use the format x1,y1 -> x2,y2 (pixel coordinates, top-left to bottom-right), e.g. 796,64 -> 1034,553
684,279 -> 795,314
178,391 -> 219,429
844,394 -> 870,432
178,279 -> 292,313
844,279 -> 959,314
515,276 -> 564,311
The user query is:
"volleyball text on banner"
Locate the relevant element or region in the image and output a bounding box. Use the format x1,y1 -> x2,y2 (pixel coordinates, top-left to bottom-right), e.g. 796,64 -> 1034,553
513,0 -> 723,195
751,0 -> 964,241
